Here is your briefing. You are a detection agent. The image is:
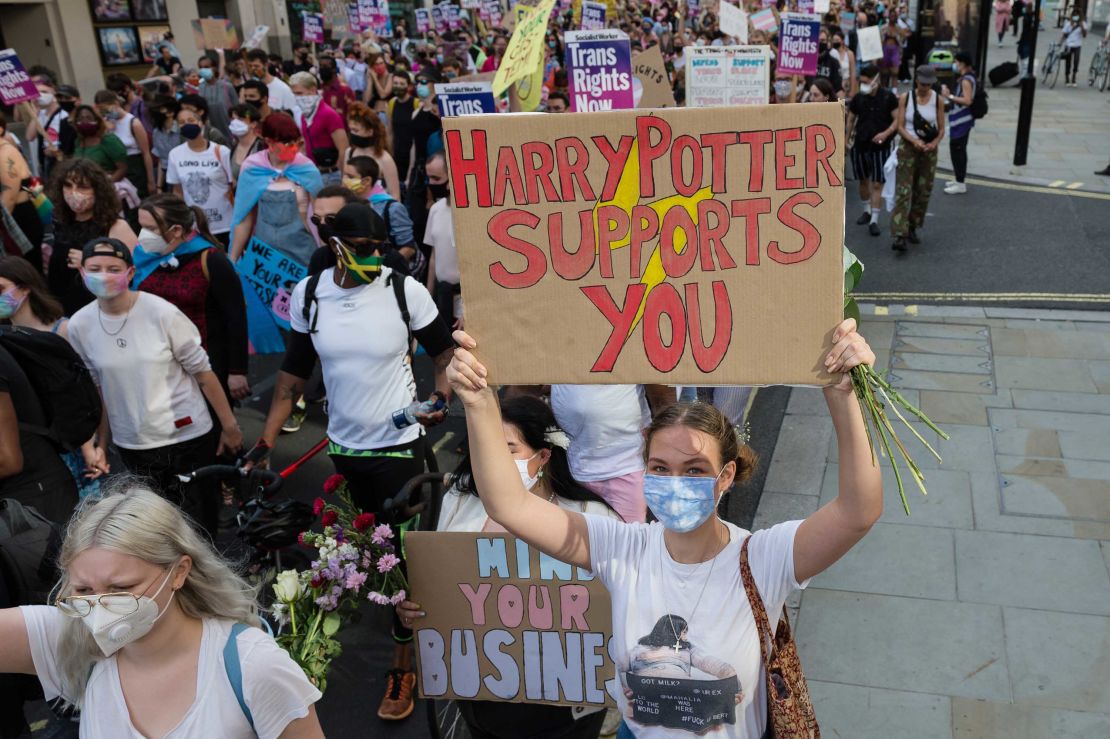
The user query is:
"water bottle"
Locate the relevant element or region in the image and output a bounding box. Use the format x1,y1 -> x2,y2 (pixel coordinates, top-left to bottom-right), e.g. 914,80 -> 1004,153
391,396 -> 446,429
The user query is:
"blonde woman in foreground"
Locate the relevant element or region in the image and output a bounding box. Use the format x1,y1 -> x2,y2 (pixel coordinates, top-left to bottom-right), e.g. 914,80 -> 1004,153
0,480 -> 324,739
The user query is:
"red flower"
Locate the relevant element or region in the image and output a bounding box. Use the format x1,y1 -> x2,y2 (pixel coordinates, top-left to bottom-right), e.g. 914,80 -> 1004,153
321,510 -> 339,527
310,575 -> 323,588
323,473 -> 346,494
312,497 -> 325,516
297,532 -> 306,545
353,512 -> 376,531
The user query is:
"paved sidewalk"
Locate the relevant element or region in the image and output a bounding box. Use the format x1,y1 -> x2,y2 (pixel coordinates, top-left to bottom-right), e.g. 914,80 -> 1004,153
934,19 -> 1110,193
756,304 -> 1110,738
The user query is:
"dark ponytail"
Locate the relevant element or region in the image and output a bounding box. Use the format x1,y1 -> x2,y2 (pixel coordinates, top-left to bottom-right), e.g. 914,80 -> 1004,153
139,193 -> 219,248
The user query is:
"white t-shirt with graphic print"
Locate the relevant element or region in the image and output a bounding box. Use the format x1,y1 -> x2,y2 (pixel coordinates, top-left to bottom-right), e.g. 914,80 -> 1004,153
585,516 -> 808,738
165,141 -> 234,234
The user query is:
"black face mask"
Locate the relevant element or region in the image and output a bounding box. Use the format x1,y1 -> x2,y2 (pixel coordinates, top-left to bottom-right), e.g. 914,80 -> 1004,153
59,100 -> 76,113
819,42 -> 829,54
320,68 -> 336,82
349,133 -> 374,148
428,182 -> 450,200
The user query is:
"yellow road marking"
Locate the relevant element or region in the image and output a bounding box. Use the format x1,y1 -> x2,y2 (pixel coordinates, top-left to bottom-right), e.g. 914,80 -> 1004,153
873,305 -> 890,315
1065,182 -> 1084,190
1048,180 -> 1067,187
856,292 -> 1110,304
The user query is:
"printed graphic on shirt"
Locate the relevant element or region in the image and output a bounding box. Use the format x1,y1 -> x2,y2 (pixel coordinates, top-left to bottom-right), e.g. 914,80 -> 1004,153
623,614 -> 742,732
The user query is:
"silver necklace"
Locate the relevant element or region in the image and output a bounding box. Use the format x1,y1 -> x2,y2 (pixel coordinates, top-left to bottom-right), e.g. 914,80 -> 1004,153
97,294 -> 135,337
660,529 -> 721,654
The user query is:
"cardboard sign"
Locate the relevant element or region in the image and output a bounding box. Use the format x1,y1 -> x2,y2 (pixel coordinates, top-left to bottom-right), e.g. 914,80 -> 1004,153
0,49 -> 40,106
632,45 -> 676,109
685,46 -> 769,108
718,2 -> 748,44
628,674 -> 740,731
302,13 -> 325,43
493,0 -> 557,96
749,8 -> 777,32
857,25 -> 884,62
438,81 -> 497,116
566,29 -> 634,113
777,14 -> 819,77
581,1 -> 607,30
415,7 -> 431,34
407,532 -> 615,706
243,25 -> 269,49
237,236 -> 308,333
190,19 -> 240,50
442,104 -> 845,386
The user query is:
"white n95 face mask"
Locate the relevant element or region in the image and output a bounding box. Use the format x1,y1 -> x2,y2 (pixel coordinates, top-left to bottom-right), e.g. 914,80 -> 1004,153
81,565 -> 177,656
514,452 -> 542,491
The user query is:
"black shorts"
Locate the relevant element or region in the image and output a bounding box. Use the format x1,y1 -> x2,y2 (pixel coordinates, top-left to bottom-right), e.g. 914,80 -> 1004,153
851,144 -> 893,183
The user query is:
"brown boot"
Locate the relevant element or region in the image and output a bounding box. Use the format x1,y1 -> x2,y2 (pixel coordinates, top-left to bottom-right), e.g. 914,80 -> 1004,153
377,669 -> 416,720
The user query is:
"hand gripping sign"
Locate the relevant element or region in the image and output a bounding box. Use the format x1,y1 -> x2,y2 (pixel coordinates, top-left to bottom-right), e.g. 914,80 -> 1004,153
442,104 -> 845,386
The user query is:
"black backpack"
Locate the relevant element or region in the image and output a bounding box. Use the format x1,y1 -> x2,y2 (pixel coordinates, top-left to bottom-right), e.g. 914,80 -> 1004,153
968,75 -> 989,119
301,270 -> 414,356
0,326 -> 102,452
0,498 -> 63,606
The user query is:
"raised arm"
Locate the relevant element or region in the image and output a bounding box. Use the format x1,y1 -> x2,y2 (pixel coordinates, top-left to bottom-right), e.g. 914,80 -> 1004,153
449,331 -> 592,570
794,319 -> 882,583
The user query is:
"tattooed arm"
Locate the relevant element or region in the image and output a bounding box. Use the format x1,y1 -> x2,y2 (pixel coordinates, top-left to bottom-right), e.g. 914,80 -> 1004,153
0,152 -> 23,214
258,331 -> 318,447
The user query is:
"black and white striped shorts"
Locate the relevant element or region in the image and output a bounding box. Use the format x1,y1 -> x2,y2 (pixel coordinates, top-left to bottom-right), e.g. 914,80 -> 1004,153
851,145 -> 893,183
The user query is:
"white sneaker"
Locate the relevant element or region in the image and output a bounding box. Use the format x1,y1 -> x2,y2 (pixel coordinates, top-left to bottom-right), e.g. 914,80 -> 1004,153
945,182 -> 967,194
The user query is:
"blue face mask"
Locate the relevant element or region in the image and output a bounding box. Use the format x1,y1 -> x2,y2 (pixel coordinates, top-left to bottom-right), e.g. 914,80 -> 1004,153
198,68 -> 214,81
643,469 -> 725,533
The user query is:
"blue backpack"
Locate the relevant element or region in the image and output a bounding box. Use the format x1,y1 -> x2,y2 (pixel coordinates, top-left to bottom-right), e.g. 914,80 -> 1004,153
224,621 -> 275,733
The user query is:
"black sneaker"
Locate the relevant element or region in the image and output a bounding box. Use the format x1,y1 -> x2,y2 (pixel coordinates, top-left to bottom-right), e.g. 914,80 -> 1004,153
869,222 -> 881,236
855,212 -> 871,225
892,237 -> 908,252
907,229 -> 920,245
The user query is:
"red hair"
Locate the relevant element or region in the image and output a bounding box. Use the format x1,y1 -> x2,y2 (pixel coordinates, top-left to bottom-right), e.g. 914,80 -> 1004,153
260,112 -> 300,143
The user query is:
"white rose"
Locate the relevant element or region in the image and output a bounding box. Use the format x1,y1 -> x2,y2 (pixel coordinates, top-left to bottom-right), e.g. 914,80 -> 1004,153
272,569 -> 304,604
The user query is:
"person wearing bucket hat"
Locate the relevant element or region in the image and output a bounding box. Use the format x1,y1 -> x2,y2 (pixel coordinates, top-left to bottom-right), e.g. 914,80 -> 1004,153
247,201 -> 456,718
890,64 -> 944,253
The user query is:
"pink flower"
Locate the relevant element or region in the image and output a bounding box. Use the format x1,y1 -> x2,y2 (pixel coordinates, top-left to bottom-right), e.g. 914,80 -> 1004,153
323,473 -> 345,494
389,589 -> 407,606
353,512 -> 376,531
297,532 -> 306,546
312,497 -> 325,516
367,591 -> 390,605
377,553 -> 400,573
344,571 -> 367,591
321,510 -> 338,527
370,524 -> 394,546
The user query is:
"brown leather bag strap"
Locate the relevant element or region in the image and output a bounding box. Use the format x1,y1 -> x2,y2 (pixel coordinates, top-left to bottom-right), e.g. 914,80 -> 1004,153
740,536 -> 774,667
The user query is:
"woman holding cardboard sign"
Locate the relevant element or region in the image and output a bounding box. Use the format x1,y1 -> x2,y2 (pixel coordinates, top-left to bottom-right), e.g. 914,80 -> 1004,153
445,319 -> 881,738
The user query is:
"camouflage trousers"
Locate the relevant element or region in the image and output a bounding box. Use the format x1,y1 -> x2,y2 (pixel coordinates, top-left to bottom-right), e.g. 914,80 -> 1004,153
890,139 -> 938,237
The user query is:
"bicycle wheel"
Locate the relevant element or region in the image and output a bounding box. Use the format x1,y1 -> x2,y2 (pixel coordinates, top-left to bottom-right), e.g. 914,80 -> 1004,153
426,698 -> 471,739
1041,54 -> 1053,85
1049,54 -> 1061,88
1100,61 -> 1109,92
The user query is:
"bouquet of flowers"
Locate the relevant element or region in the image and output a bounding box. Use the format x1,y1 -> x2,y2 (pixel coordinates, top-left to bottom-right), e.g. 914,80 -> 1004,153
270,474 -> 408,692
844,248 -> 950,514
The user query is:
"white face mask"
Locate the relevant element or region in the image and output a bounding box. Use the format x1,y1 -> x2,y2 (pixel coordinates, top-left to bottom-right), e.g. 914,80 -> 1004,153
81,565 -> 178,656
228,119 -> 250,137
137,227 -> 172,256
38,92 -> 55,107
860,82 -> 875,94
294,94 -> 319,117
514,452 -> 542,491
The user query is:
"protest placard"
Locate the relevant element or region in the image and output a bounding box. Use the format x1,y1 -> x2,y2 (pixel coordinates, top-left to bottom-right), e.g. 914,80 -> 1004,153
685,46 -> 769,108
632,45 -> 675,108
718,2 -> 748,44
190,19 -> 241,50
857,25 -> 884,62
446,3 -> 462,30
237,237 -> 308,334
323,0 -> 350,37
369,0 -> 393,35
0,49 -> 41,106
483,0 -> 504,26
243,25 -> 269,49
581,1 -> 606,30
438,81 -> 498,116
815,0 -> 831,13
407,532 -> 615,706
442,103 -> 844,385
749,8 -> 777,32
358,0 -> 374,30
839,10 -> 856,31
432,4 -> 447,34
777,13 -> 819,77
415,8 -> 431,34
493,0 -> 557,96
797,0 -> 815,15
462,0 -> 482,8
347,3 -> 363,33
566,29 -> 634,113
302,13 -> 325,44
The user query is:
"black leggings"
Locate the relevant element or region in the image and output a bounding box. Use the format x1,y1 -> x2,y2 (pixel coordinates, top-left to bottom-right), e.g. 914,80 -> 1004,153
950,135 -> 970,183
1065,47 -> 1081,80
329,435 -> 426,643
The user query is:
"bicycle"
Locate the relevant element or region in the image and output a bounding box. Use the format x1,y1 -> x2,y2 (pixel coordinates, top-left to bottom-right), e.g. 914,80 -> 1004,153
1042,42 -> 1062,88
1090,40 -> 1110,92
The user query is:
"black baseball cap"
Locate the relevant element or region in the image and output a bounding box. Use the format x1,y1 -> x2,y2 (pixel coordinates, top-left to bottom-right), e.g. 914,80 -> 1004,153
81,237 -> 134,266
331,202 -> 388,243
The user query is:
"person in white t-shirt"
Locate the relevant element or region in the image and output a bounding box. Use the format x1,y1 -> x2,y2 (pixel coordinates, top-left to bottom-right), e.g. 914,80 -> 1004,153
67,238 -> 243,537
246,48 -> 297,113
423,152 -> 462,328
1060,13 -> 1089,86
447,318 -> 881,738
0,482 -> 323,739
246,202 -> 455,721
166,107 -> 234,244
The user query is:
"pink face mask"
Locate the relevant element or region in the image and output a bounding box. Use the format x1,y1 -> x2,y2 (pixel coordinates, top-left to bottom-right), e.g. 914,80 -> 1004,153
64,190 -> 95,213
82,270 -> 130,299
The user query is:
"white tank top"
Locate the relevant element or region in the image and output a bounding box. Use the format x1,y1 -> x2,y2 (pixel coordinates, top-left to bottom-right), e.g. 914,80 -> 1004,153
904,90 -> 938,131
112,112 -> 140,155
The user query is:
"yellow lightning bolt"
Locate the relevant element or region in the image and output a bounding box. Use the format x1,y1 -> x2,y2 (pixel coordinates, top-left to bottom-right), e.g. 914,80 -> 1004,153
591,141 -> 715,335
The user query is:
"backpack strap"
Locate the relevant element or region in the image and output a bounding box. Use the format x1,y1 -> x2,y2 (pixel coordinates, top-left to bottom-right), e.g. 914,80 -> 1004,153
302,272 -> 323,335
388,271 -> 414,359
223,623 -> 257,733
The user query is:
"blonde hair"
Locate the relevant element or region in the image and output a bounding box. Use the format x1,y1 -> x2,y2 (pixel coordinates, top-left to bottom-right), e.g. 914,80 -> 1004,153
50,478 -> 259,707
288,71 -> 318,91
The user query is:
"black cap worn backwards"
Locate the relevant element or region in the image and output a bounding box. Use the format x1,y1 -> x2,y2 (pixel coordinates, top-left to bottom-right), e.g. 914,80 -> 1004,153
331,202 -> 388,243
81,237 -> 134,266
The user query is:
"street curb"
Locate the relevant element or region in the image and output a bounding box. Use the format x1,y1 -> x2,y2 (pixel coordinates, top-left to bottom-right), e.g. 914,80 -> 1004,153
934,168 -> 1110,197
857,302 -> 1110,321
